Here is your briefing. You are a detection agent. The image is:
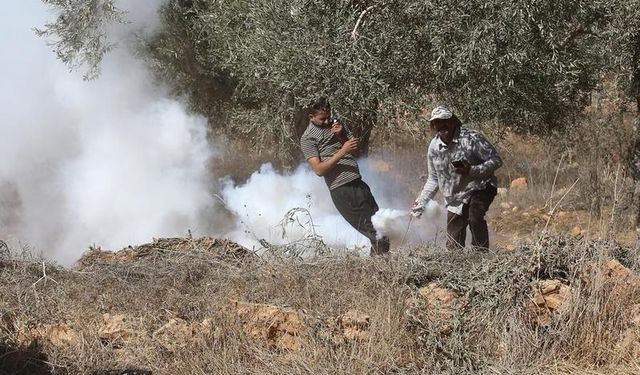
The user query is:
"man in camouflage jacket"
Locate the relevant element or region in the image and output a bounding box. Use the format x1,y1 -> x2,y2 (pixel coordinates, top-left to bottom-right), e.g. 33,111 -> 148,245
411,106 -> 503,250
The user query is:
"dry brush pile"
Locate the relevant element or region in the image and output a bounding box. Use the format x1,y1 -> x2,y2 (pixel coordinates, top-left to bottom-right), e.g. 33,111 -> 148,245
0,235 -> 639,374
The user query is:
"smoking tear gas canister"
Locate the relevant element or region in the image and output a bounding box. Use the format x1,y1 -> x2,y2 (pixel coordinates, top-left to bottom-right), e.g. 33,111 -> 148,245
372,200 -> 441,240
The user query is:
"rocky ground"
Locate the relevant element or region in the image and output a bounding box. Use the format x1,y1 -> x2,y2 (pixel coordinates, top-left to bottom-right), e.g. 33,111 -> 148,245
1,231 -> 639,374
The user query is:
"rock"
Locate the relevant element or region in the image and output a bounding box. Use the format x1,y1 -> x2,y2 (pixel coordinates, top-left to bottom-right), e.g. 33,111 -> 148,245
98,314 -> 137,343
607,259 -> 633,280
406,283 -> 461,334
614,304 -> 640,360
333,310 -> 370,343
231,300 -> 375,350
581,259 -> 639,293
233,300 -> 308,351
510,177 -> 528,190
606,259 -> 640,289
570,226 -> 583,238
277,332 -> 305,351
418,283 -> 458,314
18,323 -> 79,348
497,187 -> 508,196
152,317 -> 215,350
153,318 -> 193,349
528,279 -> 573,326
43,324 -> 80,347
419,285 -> 454,302
511,206 -> 520,213
499,202 -> 511,210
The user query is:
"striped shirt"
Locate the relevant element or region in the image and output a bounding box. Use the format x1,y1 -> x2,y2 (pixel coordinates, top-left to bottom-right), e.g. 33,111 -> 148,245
300,122 -> 361,190
416,127 -> 503,215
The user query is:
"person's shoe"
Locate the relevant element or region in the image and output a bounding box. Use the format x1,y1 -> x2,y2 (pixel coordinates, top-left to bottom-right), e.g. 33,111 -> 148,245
370,236 -> 390,256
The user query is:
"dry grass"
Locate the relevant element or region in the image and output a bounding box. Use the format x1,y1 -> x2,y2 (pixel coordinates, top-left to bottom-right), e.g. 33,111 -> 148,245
1,234 -> 639,374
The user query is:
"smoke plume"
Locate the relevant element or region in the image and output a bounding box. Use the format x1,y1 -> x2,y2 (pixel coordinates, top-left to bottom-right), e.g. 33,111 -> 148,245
0,1 -> 215,264
220,161 -> 445,253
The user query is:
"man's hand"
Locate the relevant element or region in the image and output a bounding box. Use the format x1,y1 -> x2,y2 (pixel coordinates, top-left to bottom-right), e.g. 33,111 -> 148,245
340,138 -> 359,155
306,137 -> 358,177
410,202 -> 425,218
453,161 -> 471,176
331,121 -> 347,142
331,121 -> 343,135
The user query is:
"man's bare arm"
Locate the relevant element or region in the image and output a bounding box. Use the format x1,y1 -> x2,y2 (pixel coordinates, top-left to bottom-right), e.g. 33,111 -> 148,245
332,121 -> 361,158
307,138 -> 359,176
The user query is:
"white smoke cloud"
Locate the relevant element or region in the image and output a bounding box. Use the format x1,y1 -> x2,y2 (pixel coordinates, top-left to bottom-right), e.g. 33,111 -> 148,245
371,200 -> 440,242
0,1 -> 216,264
220,164 -> 368,251
220,161 -> 446,253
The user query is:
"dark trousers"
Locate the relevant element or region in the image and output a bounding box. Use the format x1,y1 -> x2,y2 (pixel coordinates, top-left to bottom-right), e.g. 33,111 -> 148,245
446,185 -> 497,250
330,179 -> 390,255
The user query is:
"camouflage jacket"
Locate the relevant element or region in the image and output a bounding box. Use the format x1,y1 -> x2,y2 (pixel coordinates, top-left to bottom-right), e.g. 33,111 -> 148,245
415,127 -> 503,215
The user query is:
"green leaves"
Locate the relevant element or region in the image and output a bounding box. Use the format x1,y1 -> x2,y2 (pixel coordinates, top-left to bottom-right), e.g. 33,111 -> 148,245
36,0 -> 125,80
38,0 -> 640,142
146,0 -> 617,135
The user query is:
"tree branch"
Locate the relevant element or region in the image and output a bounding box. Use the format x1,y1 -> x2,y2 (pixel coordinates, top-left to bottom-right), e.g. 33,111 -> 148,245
559,14 -> 603,48
351,4 -> 379,40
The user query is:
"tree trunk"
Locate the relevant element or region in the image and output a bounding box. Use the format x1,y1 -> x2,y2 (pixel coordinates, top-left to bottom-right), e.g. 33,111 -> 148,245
288,105 -> 311,166
351,99 -> 378,157
279,96 -> 311,170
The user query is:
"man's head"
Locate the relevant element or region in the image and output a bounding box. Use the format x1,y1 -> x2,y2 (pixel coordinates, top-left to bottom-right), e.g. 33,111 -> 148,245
309,97 -> 332,126
428,106 -> 461,144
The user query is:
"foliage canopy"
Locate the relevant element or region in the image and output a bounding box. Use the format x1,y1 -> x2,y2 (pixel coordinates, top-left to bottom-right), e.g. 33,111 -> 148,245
36,0 -> 124,80
38,0 -> 640,154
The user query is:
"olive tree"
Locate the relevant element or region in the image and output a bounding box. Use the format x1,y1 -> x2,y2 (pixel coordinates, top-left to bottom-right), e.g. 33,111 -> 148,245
39,0 -> 612,154
602,0 -> 640,227
35,0 -> 124,80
